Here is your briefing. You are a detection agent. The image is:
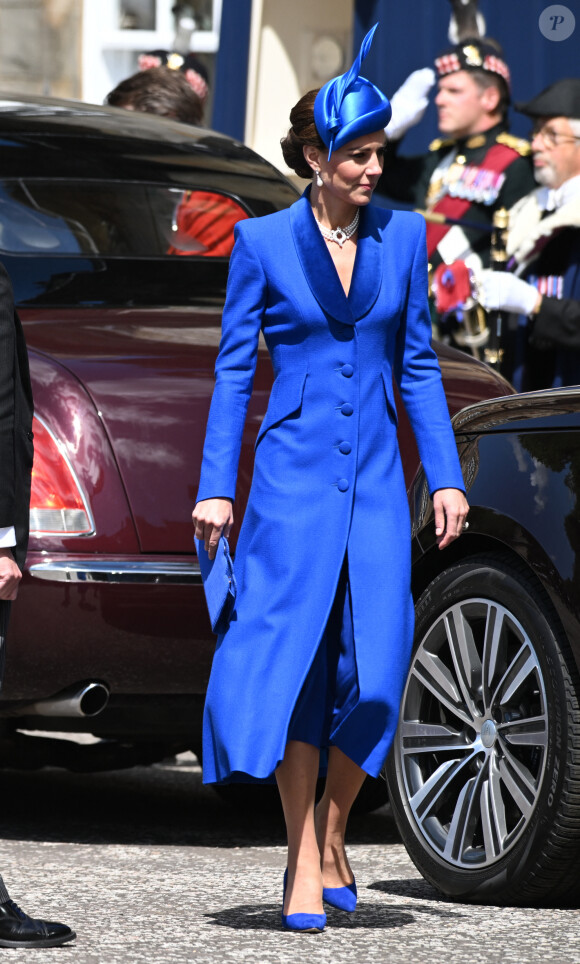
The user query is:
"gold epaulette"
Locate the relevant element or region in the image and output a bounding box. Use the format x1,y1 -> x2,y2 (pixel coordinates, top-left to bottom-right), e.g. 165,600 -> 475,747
428,137 -> 456,152
496,132 -> 531,156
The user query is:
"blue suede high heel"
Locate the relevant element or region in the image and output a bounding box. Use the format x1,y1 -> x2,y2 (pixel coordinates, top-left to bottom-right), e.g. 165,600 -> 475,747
281,869 -> 326,933
322,878 -> 357,912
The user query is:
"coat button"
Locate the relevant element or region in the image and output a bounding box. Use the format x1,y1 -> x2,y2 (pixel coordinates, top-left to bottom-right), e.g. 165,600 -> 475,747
337,479 -> 349,492
339,441 -> 351,454
340,403 -> 353,416
341,364 -> 354,377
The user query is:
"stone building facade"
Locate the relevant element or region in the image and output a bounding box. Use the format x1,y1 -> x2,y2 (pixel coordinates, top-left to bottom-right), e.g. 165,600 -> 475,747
0,0 -> 82,99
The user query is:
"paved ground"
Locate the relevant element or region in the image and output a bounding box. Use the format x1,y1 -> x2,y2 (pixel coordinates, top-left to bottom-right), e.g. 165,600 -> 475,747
0,750 -> 579,963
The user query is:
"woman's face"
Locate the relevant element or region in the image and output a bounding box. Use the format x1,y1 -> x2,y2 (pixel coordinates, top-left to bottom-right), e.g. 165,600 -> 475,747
309,130 -> 387,206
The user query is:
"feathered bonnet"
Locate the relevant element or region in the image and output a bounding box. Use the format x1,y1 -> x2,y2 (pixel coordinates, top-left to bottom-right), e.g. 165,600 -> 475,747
314,24 -> 392,160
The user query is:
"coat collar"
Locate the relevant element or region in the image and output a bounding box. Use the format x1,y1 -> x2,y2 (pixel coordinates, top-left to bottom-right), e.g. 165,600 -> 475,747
289,186 -> 383,325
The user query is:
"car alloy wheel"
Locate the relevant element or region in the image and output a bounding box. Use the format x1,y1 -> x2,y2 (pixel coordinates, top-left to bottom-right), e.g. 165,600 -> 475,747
386,554 -> 580,904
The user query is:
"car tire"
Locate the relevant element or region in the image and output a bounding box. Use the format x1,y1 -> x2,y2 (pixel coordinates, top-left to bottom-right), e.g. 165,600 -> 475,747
386,553 -> 580,905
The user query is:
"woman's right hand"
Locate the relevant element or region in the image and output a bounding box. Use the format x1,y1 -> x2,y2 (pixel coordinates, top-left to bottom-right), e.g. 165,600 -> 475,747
192,498 -> 234,560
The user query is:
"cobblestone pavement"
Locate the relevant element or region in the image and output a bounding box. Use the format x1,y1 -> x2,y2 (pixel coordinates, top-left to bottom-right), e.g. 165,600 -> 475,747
0,750 -> 578,963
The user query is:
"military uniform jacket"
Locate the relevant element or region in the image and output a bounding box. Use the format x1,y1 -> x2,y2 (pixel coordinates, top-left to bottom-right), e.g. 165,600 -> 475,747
503,187 -> 580,389
196,190 -> 465,785
378,122 -> 536,269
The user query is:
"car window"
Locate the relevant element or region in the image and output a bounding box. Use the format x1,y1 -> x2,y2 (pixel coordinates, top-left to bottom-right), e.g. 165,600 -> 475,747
0,180 -> 249,258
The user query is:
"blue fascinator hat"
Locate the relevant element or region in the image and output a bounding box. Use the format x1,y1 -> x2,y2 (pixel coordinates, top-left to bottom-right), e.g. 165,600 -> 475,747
314,23 -> 392,160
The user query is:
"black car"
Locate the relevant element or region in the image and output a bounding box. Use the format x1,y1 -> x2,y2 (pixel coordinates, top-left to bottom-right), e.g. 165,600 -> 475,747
387,387 -> 580,905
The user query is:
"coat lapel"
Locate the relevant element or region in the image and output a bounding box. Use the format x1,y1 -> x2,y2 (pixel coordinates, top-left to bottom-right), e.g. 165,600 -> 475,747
348,203 -> 384,320
290,188 -> 385,325
290,189 -> 354,325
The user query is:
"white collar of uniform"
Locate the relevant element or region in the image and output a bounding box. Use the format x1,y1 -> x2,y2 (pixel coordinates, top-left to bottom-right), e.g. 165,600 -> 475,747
539,173 -> 580,212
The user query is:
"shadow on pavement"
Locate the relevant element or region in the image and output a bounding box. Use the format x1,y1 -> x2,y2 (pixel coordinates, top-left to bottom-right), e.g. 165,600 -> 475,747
204,901 -> 417,930
370,878 -> 471,915
0,756 -> 399,849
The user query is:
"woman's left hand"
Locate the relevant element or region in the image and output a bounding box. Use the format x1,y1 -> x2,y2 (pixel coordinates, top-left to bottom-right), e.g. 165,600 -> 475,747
433,488 -> 469,550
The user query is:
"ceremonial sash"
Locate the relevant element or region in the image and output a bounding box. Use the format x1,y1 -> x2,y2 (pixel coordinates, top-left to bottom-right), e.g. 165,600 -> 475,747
426,143 -> 519,257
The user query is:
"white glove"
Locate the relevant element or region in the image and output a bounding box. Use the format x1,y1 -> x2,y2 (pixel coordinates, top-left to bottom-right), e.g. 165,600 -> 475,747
386,68 -> 436,141
478,270 -> 540,316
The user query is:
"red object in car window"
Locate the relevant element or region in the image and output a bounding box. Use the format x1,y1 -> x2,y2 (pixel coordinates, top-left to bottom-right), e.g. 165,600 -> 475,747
30,416 -> 93,535
167,190 -> 249,257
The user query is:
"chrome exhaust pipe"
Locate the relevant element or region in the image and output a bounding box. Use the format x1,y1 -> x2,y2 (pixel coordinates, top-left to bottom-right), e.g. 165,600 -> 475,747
26,682 -> 110,718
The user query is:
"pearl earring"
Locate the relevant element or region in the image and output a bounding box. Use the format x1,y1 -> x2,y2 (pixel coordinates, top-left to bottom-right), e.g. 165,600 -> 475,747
316,170 -> 323,188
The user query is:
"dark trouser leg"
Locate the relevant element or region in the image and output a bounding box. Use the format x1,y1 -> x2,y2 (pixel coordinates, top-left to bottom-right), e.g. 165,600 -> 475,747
0,599 -> 9,684
0,606 -> 75,946
0,604 -> 12,900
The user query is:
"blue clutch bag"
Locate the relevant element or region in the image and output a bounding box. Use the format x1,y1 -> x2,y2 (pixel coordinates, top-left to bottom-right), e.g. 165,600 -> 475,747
194,535 -> 237,634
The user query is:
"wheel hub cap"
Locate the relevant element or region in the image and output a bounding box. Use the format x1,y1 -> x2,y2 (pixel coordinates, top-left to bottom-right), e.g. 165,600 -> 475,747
481,719 -> 497,748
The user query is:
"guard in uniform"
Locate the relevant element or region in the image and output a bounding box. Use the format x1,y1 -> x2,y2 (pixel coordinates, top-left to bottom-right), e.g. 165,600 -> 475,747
377,37 -> 535,342
478,78 -> 580,389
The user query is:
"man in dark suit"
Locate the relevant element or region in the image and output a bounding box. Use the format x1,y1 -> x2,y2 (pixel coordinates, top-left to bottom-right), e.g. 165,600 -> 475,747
0,263 -> 75,947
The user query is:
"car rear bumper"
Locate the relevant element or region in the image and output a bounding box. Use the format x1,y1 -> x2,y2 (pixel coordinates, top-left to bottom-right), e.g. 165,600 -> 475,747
1,552 -> 214,701
29,557 -> 202,584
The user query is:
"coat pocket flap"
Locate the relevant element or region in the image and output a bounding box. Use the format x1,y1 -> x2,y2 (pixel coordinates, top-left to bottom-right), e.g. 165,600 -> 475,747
256,372 -> 307,447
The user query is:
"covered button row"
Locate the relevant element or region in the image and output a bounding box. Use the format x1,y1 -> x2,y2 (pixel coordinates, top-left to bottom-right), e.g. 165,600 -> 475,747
338,367 -> 353,492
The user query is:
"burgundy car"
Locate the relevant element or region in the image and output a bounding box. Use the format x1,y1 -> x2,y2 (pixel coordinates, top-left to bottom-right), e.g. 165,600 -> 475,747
0,94 -> 512,772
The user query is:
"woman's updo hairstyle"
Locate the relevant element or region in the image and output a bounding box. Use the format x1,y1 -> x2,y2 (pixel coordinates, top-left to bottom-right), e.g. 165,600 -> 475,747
280,89 -> 325,180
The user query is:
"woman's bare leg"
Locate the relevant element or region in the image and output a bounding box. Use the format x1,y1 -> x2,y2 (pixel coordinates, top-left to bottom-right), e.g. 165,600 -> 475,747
315,746 -> 367,887
275,740 -> 324,915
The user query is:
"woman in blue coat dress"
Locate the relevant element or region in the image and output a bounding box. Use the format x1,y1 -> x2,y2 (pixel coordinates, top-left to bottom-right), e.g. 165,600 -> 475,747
193,25 -> 468,933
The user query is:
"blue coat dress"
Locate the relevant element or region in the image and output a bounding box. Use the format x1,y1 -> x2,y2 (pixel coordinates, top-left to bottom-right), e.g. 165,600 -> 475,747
196,189 -> 465,785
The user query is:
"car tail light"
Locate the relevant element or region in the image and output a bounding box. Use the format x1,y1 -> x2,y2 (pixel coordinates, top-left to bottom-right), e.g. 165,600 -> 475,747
29,416 -> 94,535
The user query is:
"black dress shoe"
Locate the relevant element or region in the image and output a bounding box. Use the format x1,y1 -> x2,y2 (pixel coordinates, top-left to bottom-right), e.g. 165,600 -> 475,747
0,899 -> 76,947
